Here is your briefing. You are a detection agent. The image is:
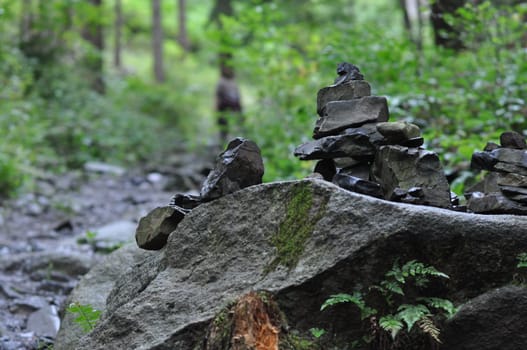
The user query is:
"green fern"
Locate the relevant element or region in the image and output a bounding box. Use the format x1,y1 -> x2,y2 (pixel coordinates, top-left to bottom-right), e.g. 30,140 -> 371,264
418,297 -> 458,318
379,315 -> 403,339
321,292 -> 377,320
517,253 -> 527,268
66,302 -> 101,333
395,304 -> 430,332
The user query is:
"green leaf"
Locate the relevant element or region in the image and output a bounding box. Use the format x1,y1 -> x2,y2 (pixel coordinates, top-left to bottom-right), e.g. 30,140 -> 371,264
321,292 -> 376,320
379,315 -> 403,340
396,304 -> 430,332
66,302 -> 101,333
309,328 -> 326,338
418,297 -> 458,318
517,253 -> 527,268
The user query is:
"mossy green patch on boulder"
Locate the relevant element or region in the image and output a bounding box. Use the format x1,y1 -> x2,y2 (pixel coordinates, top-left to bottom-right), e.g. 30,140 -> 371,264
266,183 -> 328,272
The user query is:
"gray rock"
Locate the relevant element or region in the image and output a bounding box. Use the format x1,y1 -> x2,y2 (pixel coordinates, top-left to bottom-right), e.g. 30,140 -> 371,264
333,173 -> 382,198
500,131 -> 526,149
135,206 -> 186,250
376,121 -> 420,144
54,244 -> 157,350
294,133 -> 375,160
372,145 -> 452,208
169,193 -> 202,210
316,80 -> 371,116
26,304 -> 60,338
200,138 -> 264,201
497,173 -> 527,187
467,192 -> 527,214
91,220 -> 137,252
472,148 -> 527,175
55,180 -> 527,350
443,285 -> 527,350
400,136 -> 424,147
341,123 -> 386,145
84,162 -> 126,176
465,172 -> 500,200
314,96 -> 389,138
484,141 -> 500,152
338,162 -> 371,180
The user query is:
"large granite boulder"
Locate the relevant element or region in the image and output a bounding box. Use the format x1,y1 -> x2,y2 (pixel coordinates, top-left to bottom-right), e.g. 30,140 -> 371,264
55,180 -> 527,349
443,285 -> 527,350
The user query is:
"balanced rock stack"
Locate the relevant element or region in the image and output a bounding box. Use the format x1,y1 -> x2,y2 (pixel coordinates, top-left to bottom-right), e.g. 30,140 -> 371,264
294,62 -> 452,208
467,131 -> 527,214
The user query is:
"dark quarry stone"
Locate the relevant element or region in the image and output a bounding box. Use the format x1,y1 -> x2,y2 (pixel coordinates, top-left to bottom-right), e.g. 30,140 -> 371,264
443,285 -> 527,350
313,96 -> 389,138
169,193 -> 202,210
471,148 -> 527,175
500,131 -> 526,149
294,133 -> 375,160
467,192 -> 527,215
333,62 -> 364,85
55,180 -> 527,350
135,206 -> 187,250
338,162 -> 371,180
372,145 -> 451,208
484,141 -> 500,152
464,172 -> 500,200
200,138 -> 264,201
376,121 -> 421,144
400,136 -> 424,147
333,173 -> 383,198
316,80 -> 371,116
340,123 -> 386,145
497,173 -> 527,187
313,159 -> 336,182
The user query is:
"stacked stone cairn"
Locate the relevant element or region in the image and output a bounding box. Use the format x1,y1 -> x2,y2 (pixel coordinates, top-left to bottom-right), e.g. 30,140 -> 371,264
294,62 -> 453,209
467,131 -> 527,214
135,137 -> 264,250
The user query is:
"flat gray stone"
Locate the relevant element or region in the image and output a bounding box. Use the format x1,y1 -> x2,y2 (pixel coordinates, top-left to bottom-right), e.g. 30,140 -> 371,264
472,148 -> 527,175
294,133 -> 375,160
376,121 -> 421,144
92,220 -> 137,251
135,206 -> 186,250
314,96 -> 389,138
467,192 -> 527,214
26,304 -> 60,338
497,173 -> 527,187
316,80 -> 371,116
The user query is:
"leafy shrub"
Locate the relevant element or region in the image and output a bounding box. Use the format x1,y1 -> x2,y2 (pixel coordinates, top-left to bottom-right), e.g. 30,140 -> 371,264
320,260 -> 456,348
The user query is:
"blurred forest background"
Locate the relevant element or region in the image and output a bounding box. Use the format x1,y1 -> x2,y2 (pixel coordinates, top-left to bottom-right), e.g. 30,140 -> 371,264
1,0 -> 526,199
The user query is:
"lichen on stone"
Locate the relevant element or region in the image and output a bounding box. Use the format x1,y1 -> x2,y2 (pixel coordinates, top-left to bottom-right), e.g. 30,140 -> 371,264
266,183 -> 328,273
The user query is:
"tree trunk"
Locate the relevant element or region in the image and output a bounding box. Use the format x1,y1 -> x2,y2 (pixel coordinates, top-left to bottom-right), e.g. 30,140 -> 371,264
82,0 -> 105,94
177,0 -> 190,52
114,0 -> 123,68
152,0 -> 165,83
398,0 -> 412,35
430,0 -> 466,50
19,0 -> 33,44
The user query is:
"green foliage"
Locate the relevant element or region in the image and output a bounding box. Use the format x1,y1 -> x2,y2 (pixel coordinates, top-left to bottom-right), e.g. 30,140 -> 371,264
66,302 -> 101,333
517,252 -> 527,269
321,260 -> 456,346
309,328 -> 326,339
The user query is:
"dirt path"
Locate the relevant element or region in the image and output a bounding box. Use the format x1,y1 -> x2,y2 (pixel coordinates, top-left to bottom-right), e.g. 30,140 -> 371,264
0,155 -> 210,349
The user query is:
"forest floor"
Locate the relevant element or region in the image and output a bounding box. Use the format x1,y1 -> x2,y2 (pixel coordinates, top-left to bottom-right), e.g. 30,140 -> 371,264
0,152 -> 213,350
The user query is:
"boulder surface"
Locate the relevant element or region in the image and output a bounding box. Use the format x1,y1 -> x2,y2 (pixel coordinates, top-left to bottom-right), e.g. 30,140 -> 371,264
55,179 -> 527,349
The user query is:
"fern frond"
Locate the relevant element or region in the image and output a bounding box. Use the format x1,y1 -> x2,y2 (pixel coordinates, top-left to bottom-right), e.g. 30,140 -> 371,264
418,297 -> 458,318
379,314 -> 403,340
418,316 -> 441,344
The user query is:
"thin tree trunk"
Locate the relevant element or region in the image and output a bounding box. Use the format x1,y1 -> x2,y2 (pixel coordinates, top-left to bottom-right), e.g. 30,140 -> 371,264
19,0 -> 33,44
398,0 -> 412,36
114,0 -> 123,68
430,0 -> 466,50
152,0 -> 165,83
82,0 -> 105,94
177,0 -> 189,52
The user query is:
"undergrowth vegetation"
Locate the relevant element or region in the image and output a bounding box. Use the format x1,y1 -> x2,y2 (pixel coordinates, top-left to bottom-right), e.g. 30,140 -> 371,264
1,0 -> 525,197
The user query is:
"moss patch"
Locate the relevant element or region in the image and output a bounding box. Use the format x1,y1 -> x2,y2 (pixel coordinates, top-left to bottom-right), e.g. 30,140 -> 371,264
266,183 -> 328,273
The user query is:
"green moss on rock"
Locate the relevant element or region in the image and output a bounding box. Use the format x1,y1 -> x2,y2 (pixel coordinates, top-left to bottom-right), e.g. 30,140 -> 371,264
266,183 -> 328,273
